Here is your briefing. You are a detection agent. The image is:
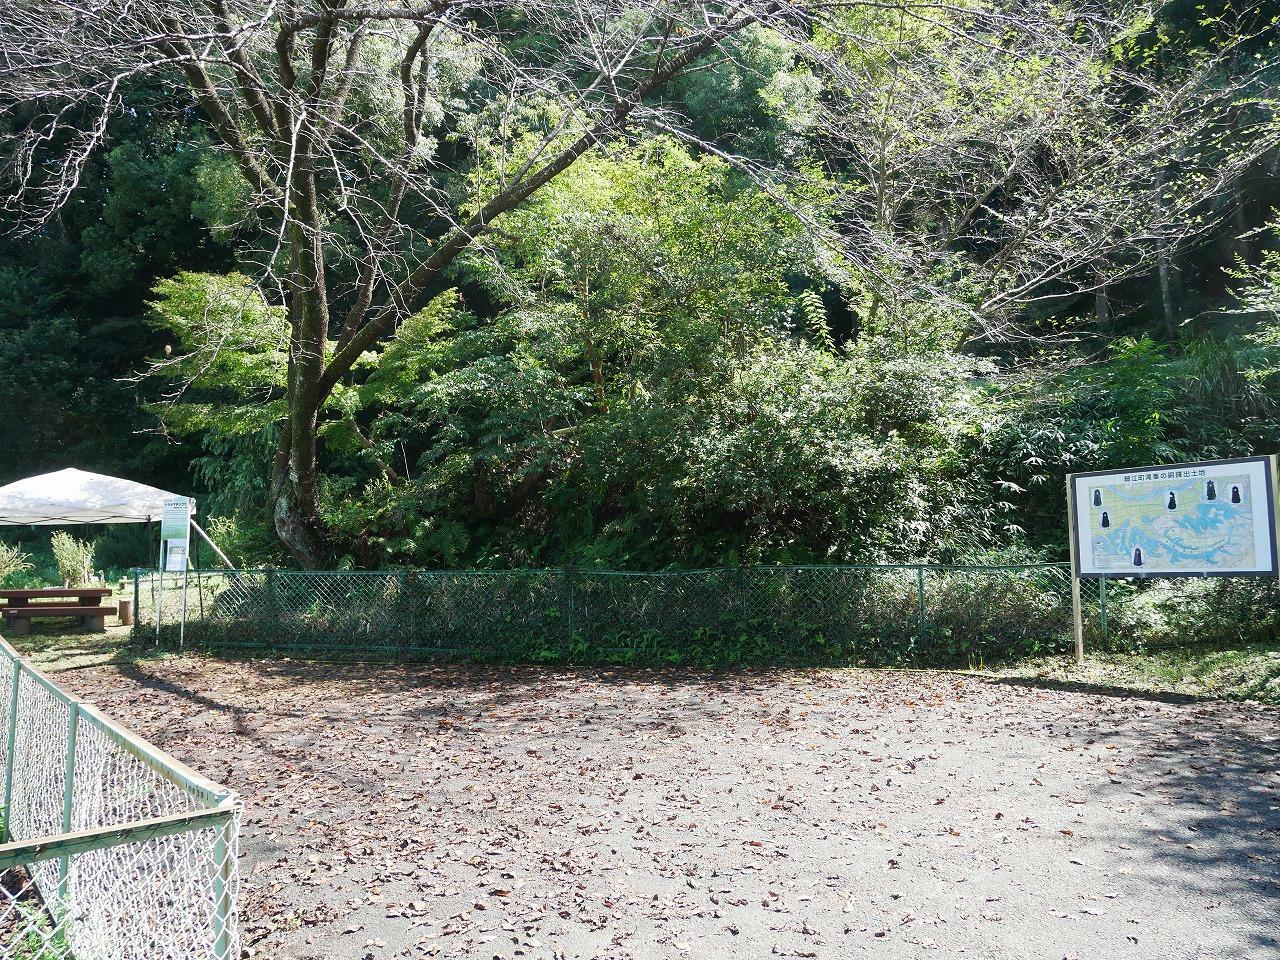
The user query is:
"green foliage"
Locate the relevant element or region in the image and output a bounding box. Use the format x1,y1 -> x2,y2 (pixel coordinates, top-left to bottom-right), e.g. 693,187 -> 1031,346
50,531 -> 97,587
1,528 -> 154,588
985,330 -> 1280,549
146,272 -> 289,437
6,16 -> 1280,608
310,141 -> 1004,568
0,77 -> 235,490
669,25 -> 820,159
205,515 -> 287,569
356,289 -> 462,409
92,524 -> 156,572
10,894 -> 71,960
1104,577 -> 1279,651
0,266 -> 85,469
78,139 -> 223,297
0,541 -> 33,583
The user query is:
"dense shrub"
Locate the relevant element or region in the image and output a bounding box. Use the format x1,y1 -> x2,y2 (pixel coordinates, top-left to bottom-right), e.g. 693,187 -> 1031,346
0,542 -> 33,586
50,531 -> 97,587
1104,577 -> 1280,651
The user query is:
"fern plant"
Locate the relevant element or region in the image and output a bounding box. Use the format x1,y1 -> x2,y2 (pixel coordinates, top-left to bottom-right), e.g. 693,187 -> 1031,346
797,288 -> 834,353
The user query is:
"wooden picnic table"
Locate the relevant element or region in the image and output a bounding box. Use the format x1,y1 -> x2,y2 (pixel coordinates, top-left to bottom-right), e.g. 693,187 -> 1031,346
1,587 -> 113,605
0,587 -> 118,636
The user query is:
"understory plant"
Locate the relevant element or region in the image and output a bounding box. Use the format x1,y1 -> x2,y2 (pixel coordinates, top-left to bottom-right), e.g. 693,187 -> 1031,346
0,542 -> 33,584
50,531 -> 97,588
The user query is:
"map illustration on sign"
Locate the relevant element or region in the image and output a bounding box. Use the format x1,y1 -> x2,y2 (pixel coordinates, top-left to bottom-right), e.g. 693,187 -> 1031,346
1070,457 -> 1278,577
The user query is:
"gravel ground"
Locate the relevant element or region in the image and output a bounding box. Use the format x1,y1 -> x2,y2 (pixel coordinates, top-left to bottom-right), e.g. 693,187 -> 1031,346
56,658 -> 1280,960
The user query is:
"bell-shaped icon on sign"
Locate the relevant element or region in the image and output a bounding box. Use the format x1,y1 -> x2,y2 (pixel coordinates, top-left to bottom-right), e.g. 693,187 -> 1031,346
1206,480 -> 1216,501
1167,491 -> 1177,510
1101,511 -> 1110,528
1232,485 -> 1242,504
1093,489 -> 1102,507
1133,547 -> 1144,567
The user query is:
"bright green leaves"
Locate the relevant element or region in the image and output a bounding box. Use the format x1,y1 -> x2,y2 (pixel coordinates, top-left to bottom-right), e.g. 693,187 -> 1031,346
360,289 -> 462,408
146,271 -> 289,438
467,138 -> 815,387
149,273 -> 288,388
331,136 -> 998,568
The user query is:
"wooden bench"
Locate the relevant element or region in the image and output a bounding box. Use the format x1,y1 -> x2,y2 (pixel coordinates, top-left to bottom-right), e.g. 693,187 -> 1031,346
2,605 -> 117,635
0,588 -> 117,636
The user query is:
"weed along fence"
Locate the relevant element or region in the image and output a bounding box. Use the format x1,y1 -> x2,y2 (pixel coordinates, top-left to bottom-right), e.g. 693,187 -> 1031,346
133,564 -> 1116,666
0,636 -> 239,960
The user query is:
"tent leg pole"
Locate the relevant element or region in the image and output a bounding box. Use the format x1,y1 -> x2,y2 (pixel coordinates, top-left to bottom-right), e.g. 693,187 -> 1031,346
156,565 -> 163,646
190,520 -> 233,568
156,521 -> 163,646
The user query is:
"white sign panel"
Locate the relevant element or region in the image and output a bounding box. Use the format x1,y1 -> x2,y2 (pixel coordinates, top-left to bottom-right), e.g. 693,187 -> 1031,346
1070,456 -> 1278,577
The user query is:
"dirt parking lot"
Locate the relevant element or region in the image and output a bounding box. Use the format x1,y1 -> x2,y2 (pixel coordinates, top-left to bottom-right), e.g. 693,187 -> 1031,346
56,658 -> 1279,960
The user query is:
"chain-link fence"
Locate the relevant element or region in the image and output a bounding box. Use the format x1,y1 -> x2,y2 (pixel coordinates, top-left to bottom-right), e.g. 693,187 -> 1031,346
0,636 -> 239,960
132,564 -> 1118,666
1091,572 -> 1280,650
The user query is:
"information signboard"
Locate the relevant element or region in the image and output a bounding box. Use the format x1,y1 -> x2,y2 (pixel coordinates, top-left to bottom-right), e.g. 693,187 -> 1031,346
160,496 -> 191,543
160,496 -> 191,571
1069,456 -> 1278,578
158,495 -> 194,644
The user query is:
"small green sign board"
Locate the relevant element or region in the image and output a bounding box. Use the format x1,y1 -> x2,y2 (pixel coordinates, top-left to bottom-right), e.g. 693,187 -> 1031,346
160,496 -> 191,542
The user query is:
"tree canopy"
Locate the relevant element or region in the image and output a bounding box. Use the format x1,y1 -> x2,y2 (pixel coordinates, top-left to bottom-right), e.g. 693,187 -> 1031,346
1,0 -> 1278,569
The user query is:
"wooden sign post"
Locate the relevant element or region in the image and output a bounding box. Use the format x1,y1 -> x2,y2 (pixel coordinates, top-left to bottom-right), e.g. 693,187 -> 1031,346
1064,475 -> 1085,666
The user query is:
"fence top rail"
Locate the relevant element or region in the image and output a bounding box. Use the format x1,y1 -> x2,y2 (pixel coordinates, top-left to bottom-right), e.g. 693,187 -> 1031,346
132,561 -> 1074,578
0,634 -> 236,808
0,804 -> 236,871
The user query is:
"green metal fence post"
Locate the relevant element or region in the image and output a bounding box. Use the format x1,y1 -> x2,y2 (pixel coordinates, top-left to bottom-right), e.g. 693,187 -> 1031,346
266,568 -> 279,629
916,565 -> 927,640
58,701 -> 80,897
1,658 -> 21,842
565,569 -> 576,640
212,819 -> 234,959
1099,576 -> 1108,648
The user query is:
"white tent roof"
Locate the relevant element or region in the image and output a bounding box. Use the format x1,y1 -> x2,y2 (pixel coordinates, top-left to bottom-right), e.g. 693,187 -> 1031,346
0,468 -> 191,525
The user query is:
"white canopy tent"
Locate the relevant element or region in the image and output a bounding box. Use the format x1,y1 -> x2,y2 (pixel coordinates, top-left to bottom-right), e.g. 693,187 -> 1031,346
0,467 -> 229,561
0,468 -> 231,643
0,468 -> 189,526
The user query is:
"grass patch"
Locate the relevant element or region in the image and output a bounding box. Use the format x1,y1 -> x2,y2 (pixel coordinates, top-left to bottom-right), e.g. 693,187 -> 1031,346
991,639 -> 1280,704
4,623 -> 167,674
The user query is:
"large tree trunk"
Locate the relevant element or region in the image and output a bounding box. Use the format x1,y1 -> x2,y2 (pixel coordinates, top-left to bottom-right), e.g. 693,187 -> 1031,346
273,479 -> 329,568
269,401 -> 330,567
1094,285 -> 1110,330
272,217 -> 334,567
1158,252 -> 1178,337
275,404 -> 329,567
